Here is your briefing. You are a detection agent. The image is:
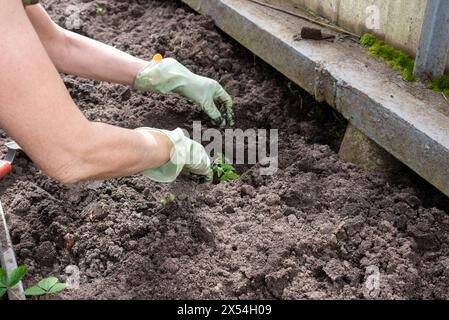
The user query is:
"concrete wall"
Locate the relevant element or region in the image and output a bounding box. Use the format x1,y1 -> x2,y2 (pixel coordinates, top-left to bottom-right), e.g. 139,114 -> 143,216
287,0 -> 449,70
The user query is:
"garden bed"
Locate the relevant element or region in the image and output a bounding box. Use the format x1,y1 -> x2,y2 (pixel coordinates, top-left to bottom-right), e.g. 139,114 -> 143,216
1,0 -> 449,299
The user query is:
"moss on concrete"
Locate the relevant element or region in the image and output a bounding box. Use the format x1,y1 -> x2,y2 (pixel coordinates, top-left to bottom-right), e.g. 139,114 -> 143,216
360,34 -> 416,81
429,75 -> 449,98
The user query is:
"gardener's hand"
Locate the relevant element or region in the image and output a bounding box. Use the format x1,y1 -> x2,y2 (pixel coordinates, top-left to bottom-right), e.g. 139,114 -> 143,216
134,57 -> 234,127
136,127 -> 213,183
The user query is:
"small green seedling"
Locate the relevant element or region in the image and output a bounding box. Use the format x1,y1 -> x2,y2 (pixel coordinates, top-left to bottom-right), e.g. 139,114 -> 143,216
96,7 -> 107,14
25,277 -> 67,297
161,193 -> 176,207
0,266 -> 27,298
212,154 -> 240,183
0,266 -> 67,300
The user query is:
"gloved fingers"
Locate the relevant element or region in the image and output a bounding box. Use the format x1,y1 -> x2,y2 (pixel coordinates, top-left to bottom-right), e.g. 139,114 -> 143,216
184,139 -> 213,180
203,99 -> 224,127
214,86 -> 234,127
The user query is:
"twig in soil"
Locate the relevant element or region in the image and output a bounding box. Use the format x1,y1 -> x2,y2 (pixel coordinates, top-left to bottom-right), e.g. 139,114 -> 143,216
442,93 -> 449,106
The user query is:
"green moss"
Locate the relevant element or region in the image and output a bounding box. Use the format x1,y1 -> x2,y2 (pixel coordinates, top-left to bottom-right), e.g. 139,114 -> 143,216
360,34 -> 377,47
429,75 -> 449,99
360,33 -> 416,82
430,75 -> 449,91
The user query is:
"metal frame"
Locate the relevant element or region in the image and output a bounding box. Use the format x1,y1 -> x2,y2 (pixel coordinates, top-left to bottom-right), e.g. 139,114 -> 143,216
414,0 -> 449,80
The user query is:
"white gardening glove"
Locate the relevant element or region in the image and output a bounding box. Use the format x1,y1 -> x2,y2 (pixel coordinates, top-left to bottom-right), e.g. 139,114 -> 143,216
134,56 -> 234,127
136,127 -> 212,183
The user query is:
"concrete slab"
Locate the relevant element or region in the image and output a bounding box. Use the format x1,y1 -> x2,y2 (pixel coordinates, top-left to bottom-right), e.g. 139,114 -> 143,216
339,124 -> 403,172
182,0 -> 449,197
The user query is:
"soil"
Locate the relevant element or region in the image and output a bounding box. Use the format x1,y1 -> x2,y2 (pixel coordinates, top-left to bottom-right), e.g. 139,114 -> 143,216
2,0 -> 449,300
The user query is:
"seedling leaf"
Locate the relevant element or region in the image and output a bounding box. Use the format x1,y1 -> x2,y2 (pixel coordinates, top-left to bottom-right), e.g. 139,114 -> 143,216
161,193 -> 176,206
0,287 -> 6,297
96,7 -> 106,14
8,266 -> 28,288
0,268 -> 7,288
48,282 -> 68,294
37,277 -> 59,291
212,154 -> 240,183
24,286 -> 47,296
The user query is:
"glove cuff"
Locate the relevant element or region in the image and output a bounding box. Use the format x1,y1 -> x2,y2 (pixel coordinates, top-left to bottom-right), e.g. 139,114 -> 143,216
135,128 -> 186,183
133,58 -> 190,94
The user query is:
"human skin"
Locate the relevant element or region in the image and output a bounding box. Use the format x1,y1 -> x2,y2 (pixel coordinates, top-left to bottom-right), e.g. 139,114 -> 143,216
25,4 -> 148,86
0,1 -> 173,184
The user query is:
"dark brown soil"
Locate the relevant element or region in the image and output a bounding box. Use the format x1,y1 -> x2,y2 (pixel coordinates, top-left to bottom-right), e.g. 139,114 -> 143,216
2,0 -> 449,300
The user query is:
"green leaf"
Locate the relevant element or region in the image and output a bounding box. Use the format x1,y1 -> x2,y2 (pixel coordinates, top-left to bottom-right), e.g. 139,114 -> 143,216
7,266 -> 28,288
24,285 -> 47,296
48,282 -> 68,294
0,268 -> 7,287
37,277 -> 59,291
0,287 -> 7,297
221,164 -> 234,171
96,7 -> 106,14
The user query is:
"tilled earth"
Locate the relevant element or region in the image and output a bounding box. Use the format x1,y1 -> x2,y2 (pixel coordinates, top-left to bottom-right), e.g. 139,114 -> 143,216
1,0 -> 449,299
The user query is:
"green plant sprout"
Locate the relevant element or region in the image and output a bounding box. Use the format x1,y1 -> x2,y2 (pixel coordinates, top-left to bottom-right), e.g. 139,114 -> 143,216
0,266 -> 67,300
212,154 -> 240,183
360,34 -> 416,81
160,193 -> 176,207
25,277 -> 67,297
96,7 -> 107,14
0,266 -> 27,298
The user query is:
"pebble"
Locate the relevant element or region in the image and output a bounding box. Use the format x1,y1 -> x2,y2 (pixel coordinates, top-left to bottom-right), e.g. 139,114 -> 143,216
287,214 -> 299,225
240,185 -> 255,198
265,194 -> 281,206
223,204 -> 235,214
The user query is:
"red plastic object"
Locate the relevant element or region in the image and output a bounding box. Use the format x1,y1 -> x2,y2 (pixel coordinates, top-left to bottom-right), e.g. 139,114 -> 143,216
0,161 -> 12,179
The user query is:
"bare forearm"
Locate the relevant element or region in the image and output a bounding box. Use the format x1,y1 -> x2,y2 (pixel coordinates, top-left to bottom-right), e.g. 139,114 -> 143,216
1,2 -> 172,185
26,4 -> 148,86
54,28 -> 148,86
59,123 -> 172,183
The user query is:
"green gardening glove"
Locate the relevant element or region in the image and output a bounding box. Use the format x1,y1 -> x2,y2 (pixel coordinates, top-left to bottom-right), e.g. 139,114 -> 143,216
136,127 -> 213,183
134,57 -> 234,127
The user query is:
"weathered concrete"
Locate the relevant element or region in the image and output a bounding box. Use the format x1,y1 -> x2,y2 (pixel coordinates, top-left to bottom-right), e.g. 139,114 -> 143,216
182,0 -> 449,197
339,124 -> 402,172
278,0 -> 449,71
413,0 -> 449,80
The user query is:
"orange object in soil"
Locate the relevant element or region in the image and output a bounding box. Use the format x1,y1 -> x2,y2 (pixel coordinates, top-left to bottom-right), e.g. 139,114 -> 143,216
0,161 -> 12,180
152,53 -> 163,62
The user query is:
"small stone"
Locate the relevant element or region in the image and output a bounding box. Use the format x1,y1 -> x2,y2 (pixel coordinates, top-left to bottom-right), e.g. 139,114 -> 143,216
191,219 -> 215,244
223,204 -> 235,214
282,206 -> 297,216
344,216 -> 364,236
130,5 -> 145,18
323,259 -> 346,282
120,88 -> 132,101
81,201 -> 108,220
287,214 -> 299,225
108,245 -> 124,261
240,185 -> 255,198
265,194 -> 281,206
273,225 -> 284,234
162,258 -> 180,273
128,240 -> 138,249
